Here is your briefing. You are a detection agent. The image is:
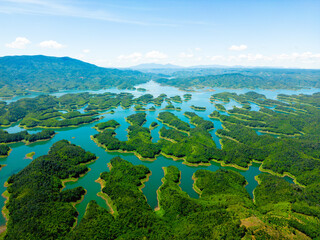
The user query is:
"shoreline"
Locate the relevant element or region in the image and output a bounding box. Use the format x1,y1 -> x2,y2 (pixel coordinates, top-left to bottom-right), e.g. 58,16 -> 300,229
258,164 -> 303,187
156,118 -> 190,135
192,174 -> 202,197
0,148 -> 12,158
60,157 -> 97,190
24,151 -> 35,160
21,117 -> 102,130
95,178 -> 118,216
0,165 -> 7,171
210,158 -> 250,171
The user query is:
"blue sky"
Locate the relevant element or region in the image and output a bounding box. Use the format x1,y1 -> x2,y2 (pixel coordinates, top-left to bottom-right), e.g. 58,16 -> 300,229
1,0 -> 320,68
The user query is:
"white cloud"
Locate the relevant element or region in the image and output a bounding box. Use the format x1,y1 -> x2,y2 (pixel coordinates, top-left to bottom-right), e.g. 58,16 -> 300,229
179,52 -> 194,58
195,47 -> 201,51
276,52 -> 320,61
117,51 -> 167,63
229,44 -> 248,51
83,49 -> 90,53
5,37 -> 31,49
117,52 -> 143,62
145,50 -> 167,59
39,40 -> 65,49
208,52 -> 320,67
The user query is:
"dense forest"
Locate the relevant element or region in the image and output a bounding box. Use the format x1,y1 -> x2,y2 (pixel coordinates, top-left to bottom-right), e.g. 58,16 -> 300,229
3,140 -> 96,239
0,129 -> 55,144
0,55 -> 152,97
2,154 -> 319,239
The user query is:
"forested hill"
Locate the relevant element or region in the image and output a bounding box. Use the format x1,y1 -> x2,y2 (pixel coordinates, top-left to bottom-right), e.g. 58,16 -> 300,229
0,55 -> 151,97
156,71 -> 320,90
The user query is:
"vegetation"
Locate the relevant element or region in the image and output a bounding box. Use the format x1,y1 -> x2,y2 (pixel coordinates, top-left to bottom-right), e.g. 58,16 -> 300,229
4,147 -> 319,239
254,174 -> 320,239
190,105 -> 206,111
70,159 -> 251,239
137,88 -> 147,92
0,144 -> 10,157
95,120 -> 120,131
169,95 -> 182,103
3,140 -> 96,239
184,112 -> 214,130
214,103 -> 226,111
94,113 -> 161,159
210,92 -> 320,182
126,112 -> 146,126
158,112 -> 190,132
163,104 -> 175,110
183,93 -> 192,100
0,129 -> 55,144
150,122 -> 159,130
25,151 -> 35,159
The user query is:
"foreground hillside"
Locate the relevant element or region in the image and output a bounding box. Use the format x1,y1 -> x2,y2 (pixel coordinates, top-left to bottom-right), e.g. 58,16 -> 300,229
0,55 -> 151,97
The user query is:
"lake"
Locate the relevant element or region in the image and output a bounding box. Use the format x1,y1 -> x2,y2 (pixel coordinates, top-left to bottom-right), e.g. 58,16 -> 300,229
1,81 -> 319,226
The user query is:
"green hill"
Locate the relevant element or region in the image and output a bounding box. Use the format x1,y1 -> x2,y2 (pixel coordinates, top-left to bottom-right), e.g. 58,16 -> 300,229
0,55 -> 151,97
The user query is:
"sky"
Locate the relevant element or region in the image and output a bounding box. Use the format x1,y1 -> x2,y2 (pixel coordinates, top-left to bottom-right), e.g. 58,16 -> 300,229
1,0 -> 320,68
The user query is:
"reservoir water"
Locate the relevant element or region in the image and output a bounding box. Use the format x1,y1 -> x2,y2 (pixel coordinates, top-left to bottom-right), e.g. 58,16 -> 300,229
1,81 -> 319,226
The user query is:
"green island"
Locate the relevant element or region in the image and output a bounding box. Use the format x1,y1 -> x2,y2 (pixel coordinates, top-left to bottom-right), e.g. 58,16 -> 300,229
137,88 -> 147,92
163,103 -> 175,110
183,93 -> 192,101
94,120 -> 120,131
190,105 -> 206,111
0,129 -> 55,145
169,95 -> 182,103
214,103 -> 226,111
149,121 -> 159,130
24,151 -> 35,159
158,112 -> 191,133
184,112 -> 214,130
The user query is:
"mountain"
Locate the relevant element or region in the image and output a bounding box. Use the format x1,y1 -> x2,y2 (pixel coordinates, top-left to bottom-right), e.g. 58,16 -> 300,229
0,55 -> 152,97
129,63 -> 183,69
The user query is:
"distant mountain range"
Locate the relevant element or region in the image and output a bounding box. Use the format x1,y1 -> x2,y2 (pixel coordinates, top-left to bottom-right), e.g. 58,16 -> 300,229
0,55 -> 152,97
128,63 -> 182,69
0,56 -> 319,98
128,63 -> 277,70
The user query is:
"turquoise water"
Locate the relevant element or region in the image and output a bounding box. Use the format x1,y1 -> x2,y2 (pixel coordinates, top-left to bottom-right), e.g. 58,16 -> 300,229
1,81 -> 317,226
